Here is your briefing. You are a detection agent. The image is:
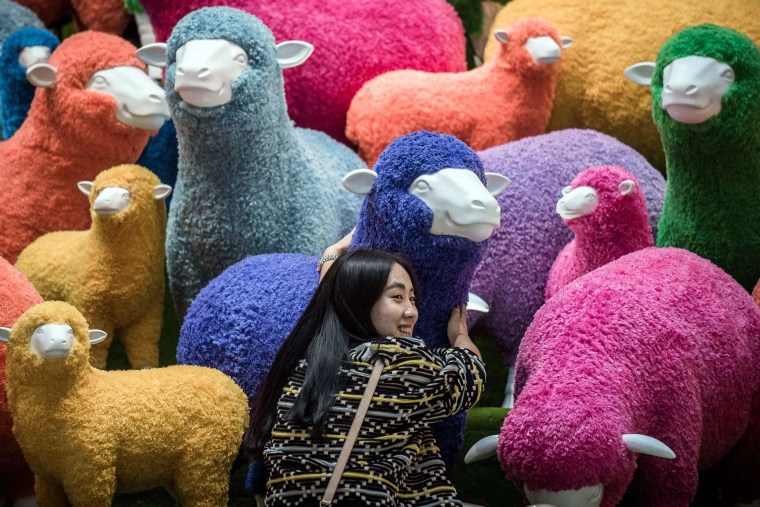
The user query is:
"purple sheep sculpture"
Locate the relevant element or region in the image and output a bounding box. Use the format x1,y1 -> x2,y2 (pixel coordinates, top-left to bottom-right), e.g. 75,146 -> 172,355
468,129 -> 666,370
469,247 -> 760,506
544,165 -> 653,300
177,131 -> 510,468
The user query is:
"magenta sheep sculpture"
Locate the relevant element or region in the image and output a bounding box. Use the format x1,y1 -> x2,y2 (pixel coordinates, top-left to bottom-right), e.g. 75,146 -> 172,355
347,17 -> 572,166
136,0 -> 466,144
544,165 -> 653,300
470,247 -> 760,506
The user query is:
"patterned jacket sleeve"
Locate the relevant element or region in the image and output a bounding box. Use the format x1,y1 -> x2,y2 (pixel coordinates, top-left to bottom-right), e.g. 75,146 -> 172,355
360,337 -> 486,425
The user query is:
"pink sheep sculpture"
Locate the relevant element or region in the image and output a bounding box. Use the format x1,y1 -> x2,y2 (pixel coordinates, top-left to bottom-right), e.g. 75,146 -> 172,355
544,165 -> 653,300
0,257 -> 41,506
347,18 -> 572,166
136,0 -> 467,145
479,247 -> 760,506
0,31 -> 169,263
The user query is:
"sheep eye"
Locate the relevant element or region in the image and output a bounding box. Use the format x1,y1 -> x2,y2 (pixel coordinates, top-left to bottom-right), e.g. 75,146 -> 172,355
122,191 -> 131,199
35,328 -> 43,334
585,194 -> 596,200
416,181 -> 430,192
67,329 -> 73,335
92,75 -> 107,86
722,69 -> 735,81
235,53 -> 248,65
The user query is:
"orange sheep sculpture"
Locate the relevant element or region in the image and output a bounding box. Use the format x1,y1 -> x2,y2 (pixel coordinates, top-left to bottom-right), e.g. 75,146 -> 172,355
0,31 -> 169,263
346,18 -> 571,166
14,0 -> 130,35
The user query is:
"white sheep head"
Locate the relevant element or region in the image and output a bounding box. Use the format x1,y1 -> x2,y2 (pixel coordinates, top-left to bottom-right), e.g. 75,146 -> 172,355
342,168 -> 509,242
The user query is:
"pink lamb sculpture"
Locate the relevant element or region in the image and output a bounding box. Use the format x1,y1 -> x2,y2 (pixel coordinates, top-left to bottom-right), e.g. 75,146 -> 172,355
0,257 -> 42,506
346,18 -> 572,166
544,165 -> 653,300
469,247 -> 760,506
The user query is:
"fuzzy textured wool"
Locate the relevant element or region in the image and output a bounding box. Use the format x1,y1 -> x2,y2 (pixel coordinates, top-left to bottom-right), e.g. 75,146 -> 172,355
137,0 -> 466,144
14,0 -> 130,34
135,119 -> 178,207
545,166 -> 652,300
4,301 -> 249,505
0,0 -> 42,45
16,165 -> 167,370
484,0 -> 760,172
165,7 -> 362,318
500,247 -> 760,506
0,32 -> 153,263
651,25 -> 760,292
347,18 -> 564,166
0,27 -> 59,140
0,258 -> 41,502
178,131 -> 492,468
467,129 -> 665,366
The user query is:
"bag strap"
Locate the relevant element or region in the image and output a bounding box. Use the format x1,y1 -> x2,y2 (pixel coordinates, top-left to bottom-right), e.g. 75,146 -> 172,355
320,358 -> 385,506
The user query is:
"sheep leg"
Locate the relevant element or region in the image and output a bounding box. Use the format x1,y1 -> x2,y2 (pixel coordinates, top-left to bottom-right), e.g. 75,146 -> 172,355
34,475 -> 68,507
174,455 -> 232,507
166,238 -> 203,321
119,295 -> 162,369
63,467 -> 116,507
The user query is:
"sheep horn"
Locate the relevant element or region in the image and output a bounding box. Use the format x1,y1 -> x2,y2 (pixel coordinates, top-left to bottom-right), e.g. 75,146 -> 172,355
464,435 -> 499,463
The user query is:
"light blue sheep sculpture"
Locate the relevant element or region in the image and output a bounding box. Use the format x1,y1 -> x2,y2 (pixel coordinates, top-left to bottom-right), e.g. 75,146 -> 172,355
139,6 -> 363,318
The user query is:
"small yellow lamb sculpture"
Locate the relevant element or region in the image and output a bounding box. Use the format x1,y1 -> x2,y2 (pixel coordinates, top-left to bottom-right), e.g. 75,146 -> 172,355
0,301 -> 249,506
15,164 -> 170,368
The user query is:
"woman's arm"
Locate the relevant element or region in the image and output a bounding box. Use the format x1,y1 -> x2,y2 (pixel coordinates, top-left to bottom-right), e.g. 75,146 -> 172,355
447,305 -> 481,360
317,228 -> 355,281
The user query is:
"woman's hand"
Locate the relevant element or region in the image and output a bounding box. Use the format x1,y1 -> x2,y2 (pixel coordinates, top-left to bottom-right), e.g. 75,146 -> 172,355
447,306 -> 481,360
318,228 -> 354,281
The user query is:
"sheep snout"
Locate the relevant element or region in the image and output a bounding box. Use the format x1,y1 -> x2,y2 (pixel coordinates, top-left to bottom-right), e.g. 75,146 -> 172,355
93,187 -> 131,216
409,168 -> 501,242
174,39 -> 247,108
661,56 -> 734,124
525,484 -> 604,507
87,66 -> 170,130
31,324 -> 74,360
525,36 -> 562,65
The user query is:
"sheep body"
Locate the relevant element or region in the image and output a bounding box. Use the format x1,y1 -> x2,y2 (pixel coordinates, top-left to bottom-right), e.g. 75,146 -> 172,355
16,165 -> 167,369
347,18 -> 564,166
501,247 -> 760,506
138,0 -> 466,144
484,0 -> 760,171
545,165 -> 653,299
14,0 -> 130,34
178,131 -> 495,467
0,28 -> 59,140
0,32 -> 157,263
0,258 -> 41,502
467,129 -> 665,365
0,0 -> 42,45
4,301 -> 249,506
165,7 -> 362,317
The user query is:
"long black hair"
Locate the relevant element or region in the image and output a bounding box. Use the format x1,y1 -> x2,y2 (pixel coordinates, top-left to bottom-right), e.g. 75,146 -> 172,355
245,248 -> 419,457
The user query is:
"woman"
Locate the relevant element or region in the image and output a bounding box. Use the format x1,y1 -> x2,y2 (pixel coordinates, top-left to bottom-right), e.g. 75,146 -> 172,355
246,249 -> 485,506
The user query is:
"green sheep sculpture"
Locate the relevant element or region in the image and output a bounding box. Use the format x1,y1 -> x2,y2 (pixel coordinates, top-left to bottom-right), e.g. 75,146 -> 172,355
626,24 -> 760,291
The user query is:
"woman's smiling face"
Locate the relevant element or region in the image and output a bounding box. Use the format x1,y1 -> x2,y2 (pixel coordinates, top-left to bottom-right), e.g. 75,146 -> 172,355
370,263 -> 418,337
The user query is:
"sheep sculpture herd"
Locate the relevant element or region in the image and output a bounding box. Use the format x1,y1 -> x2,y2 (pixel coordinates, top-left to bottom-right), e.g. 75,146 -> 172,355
0,2 -> 759,506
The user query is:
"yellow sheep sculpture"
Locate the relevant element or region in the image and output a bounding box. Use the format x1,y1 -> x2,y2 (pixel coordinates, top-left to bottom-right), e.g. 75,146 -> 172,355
15,164 -> 170,369
0,301 -> 249,506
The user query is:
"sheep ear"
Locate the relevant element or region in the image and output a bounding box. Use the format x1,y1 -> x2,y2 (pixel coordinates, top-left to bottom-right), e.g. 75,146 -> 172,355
466,293 -> 489,313
276,41 -> 313,69
154,184 -> 172,201
343,169 -> 376,195
561,185 -> 572,196
622,434 -> 676,459
625,62 -> 656,86
136,43 -> 167,68
494,29 -> 509,44
464,435 -> 499,464
0,327 -> 11,343
485,173 -> 510,196
561,36 -> 574,49
78,181 -> 93,196
26,63 -> 57,88
619,180 -> 636,196
89,329 -> 108,345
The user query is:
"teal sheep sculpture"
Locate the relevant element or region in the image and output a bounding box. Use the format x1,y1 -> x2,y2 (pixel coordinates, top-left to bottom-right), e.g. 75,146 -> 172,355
138,7 -> 363,318
626,24 -> 760,291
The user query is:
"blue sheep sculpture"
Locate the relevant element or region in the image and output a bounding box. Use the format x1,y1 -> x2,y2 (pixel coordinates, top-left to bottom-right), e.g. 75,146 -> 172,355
0,27 -> 56,140
177,131 -> 510,469
138,6 -> 363,318
135,119 -> 178,207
